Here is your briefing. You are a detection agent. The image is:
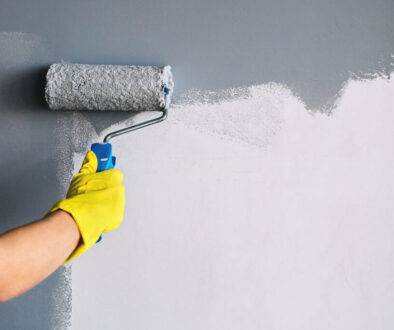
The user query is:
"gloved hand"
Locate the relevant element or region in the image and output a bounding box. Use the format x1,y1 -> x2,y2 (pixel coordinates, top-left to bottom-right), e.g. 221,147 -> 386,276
48,151 -> 125,263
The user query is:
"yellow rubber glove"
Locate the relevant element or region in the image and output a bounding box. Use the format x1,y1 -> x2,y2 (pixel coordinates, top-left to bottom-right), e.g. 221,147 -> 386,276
48,151 -> 125,263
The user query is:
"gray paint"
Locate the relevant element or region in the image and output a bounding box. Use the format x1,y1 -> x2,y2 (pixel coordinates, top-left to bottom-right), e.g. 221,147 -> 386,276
1,0 -> 393,111
0,32 -> 71,329
0,0 -> 393,328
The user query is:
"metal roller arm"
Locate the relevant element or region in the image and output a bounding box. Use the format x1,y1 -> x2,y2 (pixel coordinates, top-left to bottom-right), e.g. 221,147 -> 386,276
103,107 -> 168,143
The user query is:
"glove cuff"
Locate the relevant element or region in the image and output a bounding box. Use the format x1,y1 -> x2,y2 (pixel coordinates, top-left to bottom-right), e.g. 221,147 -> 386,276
47,200 -> 102,264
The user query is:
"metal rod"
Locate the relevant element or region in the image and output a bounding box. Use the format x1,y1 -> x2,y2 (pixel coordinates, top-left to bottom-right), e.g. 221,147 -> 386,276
103,107 -> 168,143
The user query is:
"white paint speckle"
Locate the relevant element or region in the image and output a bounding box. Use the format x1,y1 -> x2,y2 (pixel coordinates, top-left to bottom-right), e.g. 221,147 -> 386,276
171,83 -> 289,149
55,112 -> 98,195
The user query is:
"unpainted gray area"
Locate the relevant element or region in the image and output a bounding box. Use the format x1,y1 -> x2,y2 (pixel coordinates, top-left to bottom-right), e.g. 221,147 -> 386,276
0,32 -> 71,329
1,0 -> 393,113
0,0 -> 393,329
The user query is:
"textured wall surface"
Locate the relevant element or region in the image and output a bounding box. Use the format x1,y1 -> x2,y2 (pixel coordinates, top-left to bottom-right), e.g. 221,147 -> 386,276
0,1 -> 393,329
74,76 -> 394,330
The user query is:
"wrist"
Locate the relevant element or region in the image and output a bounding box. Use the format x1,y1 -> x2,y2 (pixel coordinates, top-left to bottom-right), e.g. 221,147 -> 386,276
47,210 -> 81,247
50,209 -> 76,227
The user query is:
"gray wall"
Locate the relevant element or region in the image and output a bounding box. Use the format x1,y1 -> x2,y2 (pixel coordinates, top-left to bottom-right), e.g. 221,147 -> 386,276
0,1 -> 393,329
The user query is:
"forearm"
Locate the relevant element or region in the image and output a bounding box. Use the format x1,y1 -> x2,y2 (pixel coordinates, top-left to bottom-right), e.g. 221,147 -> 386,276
0,210 -> 80,303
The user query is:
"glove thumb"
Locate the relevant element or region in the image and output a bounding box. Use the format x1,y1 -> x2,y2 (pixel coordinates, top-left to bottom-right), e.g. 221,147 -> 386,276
78,151 -> 98,174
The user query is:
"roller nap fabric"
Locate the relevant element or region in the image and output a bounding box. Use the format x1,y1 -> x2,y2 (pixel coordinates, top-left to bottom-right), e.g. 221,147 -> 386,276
45,63 -> 173,111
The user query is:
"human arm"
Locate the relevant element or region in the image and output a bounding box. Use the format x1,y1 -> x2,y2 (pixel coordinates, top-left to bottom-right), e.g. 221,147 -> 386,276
0,210 -> 80,302
0,151 -> 125,303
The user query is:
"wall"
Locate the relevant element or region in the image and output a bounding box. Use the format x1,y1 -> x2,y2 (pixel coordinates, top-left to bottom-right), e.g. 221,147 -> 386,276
0,1 -> 394,329
72,77 -> 394,330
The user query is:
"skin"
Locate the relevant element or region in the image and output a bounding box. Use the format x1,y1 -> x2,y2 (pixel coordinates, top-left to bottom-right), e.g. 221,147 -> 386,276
0,210 -> 80,303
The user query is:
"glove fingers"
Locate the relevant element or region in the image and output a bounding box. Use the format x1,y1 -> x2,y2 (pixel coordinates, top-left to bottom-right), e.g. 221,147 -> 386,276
103,185 -> 125,232
68,168 -> 123,196
54,150 -> 125,264
90,169 -> 124,187
78,151 -> 98,174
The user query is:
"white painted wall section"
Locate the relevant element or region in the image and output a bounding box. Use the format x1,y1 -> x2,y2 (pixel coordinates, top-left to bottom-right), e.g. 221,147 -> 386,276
70,75 -> 394,330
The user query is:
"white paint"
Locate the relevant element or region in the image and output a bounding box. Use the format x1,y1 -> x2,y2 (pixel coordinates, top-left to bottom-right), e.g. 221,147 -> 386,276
56,112 -> 99,196
70,74 -> 394,330
171,83 -> 288,149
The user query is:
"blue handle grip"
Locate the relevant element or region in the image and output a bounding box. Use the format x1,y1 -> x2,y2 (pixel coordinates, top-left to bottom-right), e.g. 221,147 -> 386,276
91,142 -> 116,172
91,142 -> 116,242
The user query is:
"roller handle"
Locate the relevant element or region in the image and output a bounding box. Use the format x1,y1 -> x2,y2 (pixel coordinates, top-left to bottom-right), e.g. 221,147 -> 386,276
90,142 -> 116,243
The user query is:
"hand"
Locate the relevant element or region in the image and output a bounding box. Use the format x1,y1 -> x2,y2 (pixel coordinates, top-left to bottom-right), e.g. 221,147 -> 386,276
48,151 -> 125,263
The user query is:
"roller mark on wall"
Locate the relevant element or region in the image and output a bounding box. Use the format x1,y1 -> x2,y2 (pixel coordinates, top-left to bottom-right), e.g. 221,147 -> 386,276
70,72 -> 394,329
56,112 -> 98,195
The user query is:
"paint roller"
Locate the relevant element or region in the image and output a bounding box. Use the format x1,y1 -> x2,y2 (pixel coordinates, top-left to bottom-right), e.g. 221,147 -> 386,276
45,62 -> 174,241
